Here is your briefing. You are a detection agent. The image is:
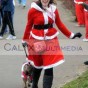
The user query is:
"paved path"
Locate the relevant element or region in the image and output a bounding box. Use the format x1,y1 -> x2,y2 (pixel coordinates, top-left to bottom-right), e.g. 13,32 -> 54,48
0,0 -> 88,88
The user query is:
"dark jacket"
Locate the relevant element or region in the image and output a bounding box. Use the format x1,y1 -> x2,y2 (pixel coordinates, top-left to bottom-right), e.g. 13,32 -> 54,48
2,0 -> 14,12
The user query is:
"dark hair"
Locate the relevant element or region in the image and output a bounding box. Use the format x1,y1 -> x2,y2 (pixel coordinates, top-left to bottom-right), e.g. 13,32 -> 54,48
36,0 -> 56,9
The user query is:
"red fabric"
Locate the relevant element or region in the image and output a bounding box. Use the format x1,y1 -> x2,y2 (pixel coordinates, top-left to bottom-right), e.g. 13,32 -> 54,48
23,8 -> 72,41
75,3 -> 85,25
22,4 -> 73,68
22,72 -> 27,80
33,41 -> 46,53
30,75 -> 32,81
85,1 -> 88,4
55,9 -> 71,37
84,1 -> 88,39
22,8 -> 34,41
28,37 -> 64,67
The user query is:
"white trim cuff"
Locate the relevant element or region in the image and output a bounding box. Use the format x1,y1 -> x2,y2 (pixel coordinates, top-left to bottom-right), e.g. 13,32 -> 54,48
22,40 -> 26,43
70,33 -> 75,39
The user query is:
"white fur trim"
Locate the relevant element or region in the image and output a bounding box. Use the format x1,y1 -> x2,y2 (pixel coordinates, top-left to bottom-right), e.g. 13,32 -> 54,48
33,65 -> 43,69
30,31 -> 44,40
27,59 -> 65,69
30,31 -> 59,40
44,59 -> 65,69
21,75 -> 24,78
43,12 -> 48,24
70,33 -> 75,39
50,4 -> 56,12
44,29 -> 48,34
84,9 -> 88,12
43,11 -> 49,34
47,4 -> 56,22
46,31 -> 59,39
74,0 -> 78,4
21,62 -> 28,71
31,2 -> 43,12
27,59 -> 43,69
22,40 -> 26,43
46,6 -> 55,22
74,0 -> 83,4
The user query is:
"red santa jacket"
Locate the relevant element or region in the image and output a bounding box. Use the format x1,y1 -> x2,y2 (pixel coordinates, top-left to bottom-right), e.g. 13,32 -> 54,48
23,2 -> 74,41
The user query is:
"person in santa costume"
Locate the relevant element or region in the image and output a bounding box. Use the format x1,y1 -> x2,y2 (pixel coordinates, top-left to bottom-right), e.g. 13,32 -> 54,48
74,0 -> 86,26
22,0 -> 82,88
77,1 -> 88,41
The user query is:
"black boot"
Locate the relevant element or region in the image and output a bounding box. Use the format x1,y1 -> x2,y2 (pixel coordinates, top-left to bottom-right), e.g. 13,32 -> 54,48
84,61 -> 88,65
43,75 -> 53,88
32,68 -> 42,88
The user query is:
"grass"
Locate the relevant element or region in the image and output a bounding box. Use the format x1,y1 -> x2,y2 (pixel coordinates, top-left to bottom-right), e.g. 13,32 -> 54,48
61,70 -> 88,88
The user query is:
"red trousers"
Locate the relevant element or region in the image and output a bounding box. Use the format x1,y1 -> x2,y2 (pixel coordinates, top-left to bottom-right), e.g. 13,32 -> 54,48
84,10 -> 88,39
75,4 -> 85,25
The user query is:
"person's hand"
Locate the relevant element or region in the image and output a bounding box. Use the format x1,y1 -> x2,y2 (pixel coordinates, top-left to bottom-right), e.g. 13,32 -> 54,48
22,40 -> 28,47
72,32 -> 82,39
78,2 -> 83,5
22,42 -> 28,47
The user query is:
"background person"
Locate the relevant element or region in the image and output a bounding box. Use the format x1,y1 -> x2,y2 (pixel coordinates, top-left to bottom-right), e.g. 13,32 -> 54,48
74,0 -> 86,27
22,0 -> 82,88
78,0 -> 88,41
0,0 -> 16,40
0,0 -> 3,27
4,0 -> 15,34
18,0 -> 26,8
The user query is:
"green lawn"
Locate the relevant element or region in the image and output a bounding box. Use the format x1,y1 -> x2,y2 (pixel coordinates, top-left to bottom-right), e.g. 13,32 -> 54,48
61,70 -> 88,88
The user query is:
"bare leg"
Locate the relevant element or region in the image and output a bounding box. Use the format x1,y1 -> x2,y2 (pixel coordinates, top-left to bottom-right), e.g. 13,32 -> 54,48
23,78 -> 27,88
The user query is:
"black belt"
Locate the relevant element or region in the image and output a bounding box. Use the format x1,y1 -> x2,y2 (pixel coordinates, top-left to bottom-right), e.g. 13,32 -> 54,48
34,24 -> 53,30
